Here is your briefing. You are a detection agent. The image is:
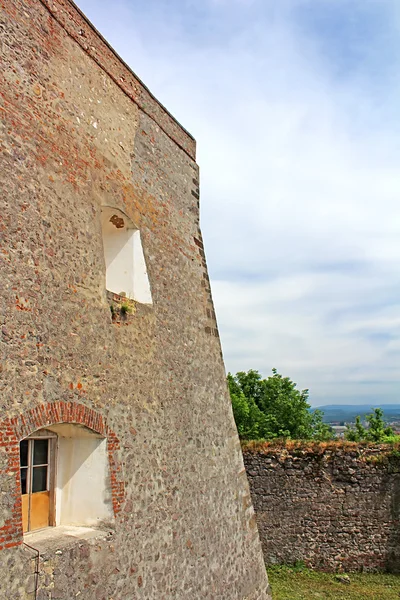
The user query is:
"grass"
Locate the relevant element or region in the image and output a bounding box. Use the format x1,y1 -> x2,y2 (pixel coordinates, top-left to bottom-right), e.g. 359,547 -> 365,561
268,565 -> 400,599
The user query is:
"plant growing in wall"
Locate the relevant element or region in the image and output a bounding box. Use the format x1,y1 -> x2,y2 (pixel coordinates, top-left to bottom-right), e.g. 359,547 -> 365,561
120,301 -> 133,317
109,299 -> 135,321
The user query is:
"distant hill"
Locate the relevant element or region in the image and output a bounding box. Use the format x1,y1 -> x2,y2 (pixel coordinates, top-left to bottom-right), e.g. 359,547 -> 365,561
314,404 -> 400,424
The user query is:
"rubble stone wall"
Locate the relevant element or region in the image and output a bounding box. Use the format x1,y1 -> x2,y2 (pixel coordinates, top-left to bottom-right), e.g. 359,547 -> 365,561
244,443 -> 400,572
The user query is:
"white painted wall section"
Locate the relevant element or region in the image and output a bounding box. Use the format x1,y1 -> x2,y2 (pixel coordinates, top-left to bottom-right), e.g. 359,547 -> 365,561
101,207 -> 134,298
101,207 -> 152,303
51,424 -> 113,527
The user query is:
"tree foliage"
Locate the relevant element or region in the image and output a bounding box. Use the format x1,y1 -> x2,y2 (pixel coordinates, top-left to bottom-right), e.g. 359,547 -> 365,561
344,408 -> 395,442
228,369 -> 334,441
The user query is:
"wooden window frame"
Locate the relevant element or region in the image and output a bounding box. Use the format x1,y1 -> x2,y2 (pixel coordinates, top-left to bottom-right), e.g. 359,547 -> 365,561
21,432 -> 57,533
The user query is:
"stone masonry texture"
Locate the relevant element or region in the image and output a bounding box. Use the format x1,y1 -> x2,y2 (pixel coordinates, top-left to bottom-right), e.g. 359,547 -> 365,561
244,442 -> 400,573
0,0 -> 271,598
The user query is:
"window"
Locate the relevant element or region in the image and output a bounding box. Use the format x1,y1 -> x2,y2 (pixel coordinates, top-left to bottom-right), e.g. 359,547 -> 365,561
19,424 -> 114,533
20,433 -> 56,533
101,206 -> 152,304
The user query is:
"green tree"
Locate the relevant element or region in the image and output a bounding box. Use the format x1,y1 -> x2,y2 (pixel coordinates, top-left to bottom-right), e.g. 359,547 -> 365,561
230,391 -> 261,440
228,369 -> 333,441
311,409 -> 335,441
228,374 -> 269,440
366,408 -> 394,442
344,408 -> 395,442
344,415 -> 366,442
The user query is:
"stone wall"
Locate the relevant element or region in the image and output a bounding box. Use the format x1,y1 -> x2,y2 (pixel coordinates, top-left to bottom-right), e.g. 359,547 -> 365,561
0,0 -> 270,598
244,442 -> 400,573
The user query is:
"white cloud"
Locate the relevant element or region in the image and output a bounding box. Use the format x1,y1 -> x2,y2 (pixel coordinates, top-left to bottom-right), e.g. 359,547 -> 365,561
78,0 -> 400,405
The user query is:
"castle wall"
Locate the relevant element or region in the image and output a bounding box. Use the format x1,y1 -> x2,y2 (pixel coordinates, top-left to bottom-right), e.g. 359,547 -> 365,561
244,443 -> 400,572
0,0 -> 270,597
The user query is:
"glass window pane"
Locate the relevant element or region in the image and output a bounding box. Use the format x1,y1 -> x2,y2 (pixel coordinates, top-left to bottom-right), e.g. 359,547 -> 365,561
33,439 -> 48,466
32,466 -> 47,492
20,468 -> 28,494
20,440 -> 29,467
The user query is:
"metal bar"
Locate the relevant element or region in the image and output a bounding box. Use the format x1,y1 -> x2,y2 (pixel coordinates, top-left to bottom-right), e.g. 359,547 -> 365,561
23,542 -> 40,600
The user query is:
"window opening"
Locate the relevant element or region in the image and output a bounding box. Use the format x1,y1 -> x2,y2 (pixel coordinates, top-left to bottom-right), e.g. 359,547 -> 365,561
20,435 -> 56,533
20,424 -> 114,534
101,206 -> 152,304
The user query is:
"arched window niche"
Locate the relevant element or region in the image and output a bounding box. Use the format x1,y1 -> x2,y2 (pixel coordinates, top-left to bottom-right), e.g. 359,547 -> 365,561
20,424 -> 114,533
101,206 -> 152,304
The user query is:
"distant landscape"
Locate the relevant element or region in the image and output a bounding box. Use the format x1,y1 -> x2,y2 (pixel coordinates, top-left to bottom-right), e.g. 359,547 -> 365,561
317,405 -> 400,424
228,369 -> 400,440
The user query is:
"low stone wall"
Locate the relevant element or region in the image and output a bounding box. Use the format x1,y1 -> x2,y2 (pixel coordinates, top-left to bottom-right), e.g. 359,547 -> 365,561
243,442 -> 400,572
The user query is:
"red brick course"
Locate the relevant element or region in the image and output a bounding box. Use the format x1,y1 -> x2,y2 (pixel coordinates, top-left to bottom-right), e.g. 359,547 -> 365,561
0,402 -> 125,550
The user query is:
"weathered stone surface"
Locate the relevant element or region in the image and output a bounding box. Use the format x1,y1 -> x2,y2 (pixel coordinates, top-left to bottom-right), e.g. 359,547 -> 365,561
0,0 -> 270,597
244,443 -> 400,572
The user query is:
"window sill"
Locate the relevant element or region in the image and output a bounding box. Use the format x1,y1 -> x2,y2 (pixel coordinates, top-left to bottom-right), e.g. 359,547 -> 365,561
107,291 -> 153,325
23,524 -> 114,555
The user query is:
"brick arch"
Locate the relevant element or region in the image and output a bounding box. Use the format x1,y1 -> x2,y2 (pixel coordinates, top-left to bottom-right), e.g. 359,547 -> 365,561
0,402 -> 125,550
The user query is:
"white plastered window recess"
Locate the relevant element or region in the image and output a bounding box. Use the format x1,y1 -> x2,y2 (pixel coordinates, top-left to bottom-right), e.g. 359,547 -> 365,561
101,206 -> 152,304
20,424 -> 114,534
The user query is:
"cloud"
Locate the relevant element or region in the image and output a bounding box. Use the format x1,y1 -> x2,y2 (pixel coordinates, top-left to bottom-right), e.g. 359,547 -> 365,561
78,0 -> 400,405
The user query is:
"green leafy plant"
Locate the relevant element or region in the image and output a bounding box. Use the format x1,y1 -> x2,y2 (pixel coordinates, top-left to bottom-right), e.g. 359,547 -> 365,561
344,415 -> 367,442
120,301 -> 132,316
345,408 -> 397,443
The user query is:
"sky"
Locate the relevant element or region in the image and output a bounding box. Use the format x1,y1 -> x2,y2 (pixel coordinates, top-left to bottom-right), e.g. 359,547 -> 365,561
77,0 -> 400,406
